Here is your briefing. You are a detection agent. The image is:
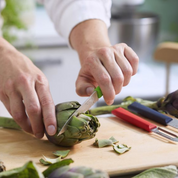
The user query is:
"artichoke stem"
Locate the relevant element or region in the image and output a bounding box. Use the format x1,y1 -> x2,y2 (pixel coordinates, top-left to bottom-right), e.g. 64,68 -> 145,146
89,105 -> 122,116
0,117 -> 21,130
89,100 -> 158,116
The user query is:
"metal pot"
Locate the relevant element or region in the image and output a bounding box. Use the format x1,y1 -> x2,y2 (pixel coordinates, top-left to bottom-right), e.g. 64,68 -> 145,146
108,12 -> 159,62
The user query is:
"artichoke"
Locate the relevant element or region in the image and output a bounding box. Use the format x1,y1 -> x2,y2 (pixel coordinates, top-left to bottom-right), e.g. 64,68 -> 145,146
155,90 -> 178,118
48,165 -> 109,178
0,160 -> 6,173
46,101 -> 100,147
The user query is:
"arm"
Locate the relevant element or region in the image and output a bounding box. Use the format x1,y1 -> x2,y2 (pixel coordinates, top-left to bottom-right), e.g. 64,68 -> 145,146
69,19 -> 139,105
0,37 -> 56,138
39,0 -> 139,105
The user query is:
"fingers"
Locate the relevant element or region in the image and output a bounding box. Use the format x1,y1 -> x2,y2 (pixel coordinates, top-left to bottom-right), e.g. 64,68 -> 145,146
76,54 -> 115,105
9,91 -> 32,134
76,43 -> 139,105
0,74 -> 56,139
21,75 -> 56,138
0,79 -> 32,133
35,76 -> 56,136
122,44 -> 139,75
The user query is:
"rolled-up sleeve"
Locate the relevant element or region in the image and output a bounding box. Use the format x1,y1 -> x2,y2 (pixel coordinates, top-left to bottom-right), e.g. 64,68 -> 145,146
36,0 -> 111,43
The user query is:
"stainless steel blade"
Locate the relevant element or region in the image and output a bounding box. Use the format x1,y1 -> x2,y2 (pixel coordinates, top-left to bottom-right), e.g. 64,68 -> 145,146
57,90 -> 99,136
168,119 -> 178,129
152,127 -> 178,142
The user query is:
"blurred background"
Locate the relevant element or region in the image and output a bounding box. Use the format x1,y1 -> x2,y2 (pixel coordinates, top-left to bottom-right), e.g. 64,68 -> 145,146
0,0 -> 178,116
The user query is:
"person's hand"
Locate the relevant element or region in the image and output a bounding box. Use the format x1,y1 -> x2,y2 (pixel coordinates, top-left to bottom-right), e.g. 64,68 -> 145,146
0,38 -> 56,138
70,20 -> 139,105
75,43 -> 139,105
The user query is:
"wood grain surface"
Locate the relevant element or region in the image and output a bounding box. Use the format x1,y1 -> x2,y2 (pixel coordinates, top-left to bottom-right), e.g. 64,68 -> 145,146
0,116 -> 178,176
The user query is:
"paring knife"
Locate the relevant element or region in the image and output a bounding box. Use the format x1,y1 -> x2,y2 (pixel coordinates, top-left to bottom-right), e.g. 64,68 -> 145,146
57,86 -> 103,136
112,107 -> 178,143
128,102 -> 178,130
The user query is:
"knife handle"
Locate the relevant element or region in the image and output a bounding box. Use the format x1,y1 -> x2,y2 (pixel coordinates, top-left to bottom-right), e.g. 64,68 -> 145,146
112,107 -> 157,132
94,86 -> 103,98
128,102 -> 172,126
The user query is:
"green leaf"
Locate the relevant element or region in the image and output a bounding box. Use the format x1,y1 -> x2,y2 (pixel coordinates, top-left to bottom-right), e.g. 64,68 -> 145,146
113,144 -> 131,154
53,150 -> 70,158
39,159 -> 50,166
42,159 -> 74,177
0,161 -> 44,178
39,156 -> 62,165
94,136 -> 118,148
133,165 -> 178,178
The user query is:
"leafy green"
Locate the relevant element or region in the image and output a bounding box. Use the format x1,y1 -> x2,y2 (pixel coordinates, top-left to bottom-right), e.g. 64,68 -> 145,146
42,159 -> 74,177
133,165 -> 178,178
94,137 -> 131,155
0,161 -> 44,178
39,156 -> 62,165
113,144 -> 131,154
94,136 -> 118,148
1,0 -> 28,43
53,150 -> 70,158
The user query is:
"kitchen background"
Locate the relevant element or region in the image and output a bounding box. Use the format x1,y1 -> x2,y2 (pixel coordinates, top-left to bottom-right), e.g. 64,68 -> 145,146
1,0 -> 178,116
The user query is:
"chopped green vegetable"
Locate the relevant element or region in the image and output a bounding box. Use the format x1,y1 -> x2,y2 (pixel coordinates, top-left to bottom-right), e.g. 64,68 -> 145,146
0,161 -> 44,178
39,158 -> 51,166
113,144 -> 131,154
133,165 -> 178,178
0,161 -> 5,173
53,150 -> 70,158
94,136 -> 118,148
39,155 -> 62,165
93,137 -> 131,155
42,159 -> 74,177
0,117 -> 21,130
48,165 -> 109,178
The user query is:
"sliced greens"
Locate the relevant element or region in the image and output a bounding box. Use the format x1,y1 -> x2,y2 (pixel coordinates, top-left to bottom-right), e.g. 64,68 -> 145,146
94,136 -> 118,148
94,136 -> 131,155
113,144 -> 131,154
133,165 -> 178,178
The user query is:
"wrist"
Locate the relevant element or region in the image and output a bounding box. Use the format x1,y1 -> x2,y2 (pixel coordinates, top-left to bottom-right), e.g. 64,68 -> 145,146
70,19 -> 111,56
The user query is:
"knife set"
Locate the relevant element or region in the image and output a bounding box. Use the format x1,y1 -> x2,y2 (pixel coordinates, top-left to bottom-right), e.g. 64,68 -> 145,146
112,102 -> 178,144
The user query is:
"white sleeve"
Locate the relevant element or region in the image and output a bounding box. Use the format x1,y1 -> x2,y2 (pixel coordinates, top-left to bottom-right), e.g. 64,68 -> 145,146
36,0 -> 112,44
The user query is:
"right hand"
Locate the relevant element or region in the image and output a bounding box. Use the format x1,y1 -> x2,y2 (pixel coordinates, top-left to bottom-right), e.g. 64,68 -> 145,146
0,38 -> 56,138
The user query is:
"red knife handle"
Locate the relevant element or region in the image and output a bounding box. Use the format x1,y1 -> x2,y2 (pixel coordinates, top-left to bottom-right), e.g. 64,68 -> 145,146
112,107 -> 157,132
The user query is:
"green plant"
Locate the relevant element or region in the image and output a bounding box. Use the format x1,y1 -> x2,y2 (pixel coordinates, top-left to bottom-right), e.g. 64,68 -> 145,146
1,0 -> 28,43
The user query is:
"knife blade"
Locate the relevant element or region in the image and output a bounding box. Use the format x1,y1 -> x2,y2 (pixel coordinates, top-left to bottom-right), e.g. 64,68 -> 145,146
128,102 -> 178,130
57,86 -> 102,136
111,107 -> 178,143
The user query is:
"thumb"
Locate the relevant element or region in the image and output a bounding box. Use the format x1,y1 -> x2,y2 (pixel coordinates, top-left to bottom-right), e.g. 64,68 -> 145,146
75,77 -> 96,96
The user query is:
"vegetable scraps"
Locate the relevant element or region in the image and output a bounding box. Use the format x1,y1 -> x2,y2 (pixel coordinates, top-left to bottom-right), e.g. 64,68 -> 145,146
94,136 -> 131,154
39,150 -> 70,166
133,165 -> 178,178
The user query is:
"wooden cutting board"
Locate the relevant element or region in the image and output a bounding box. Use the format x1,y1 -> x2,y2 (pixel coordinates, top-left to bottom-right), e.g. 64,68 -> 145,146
0,116 -> 178,176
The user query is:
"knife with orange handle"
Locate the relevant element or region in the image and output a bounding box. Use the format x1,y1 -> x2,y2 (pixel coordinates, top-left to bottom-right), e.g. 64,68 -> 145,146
112,107 -> 178,144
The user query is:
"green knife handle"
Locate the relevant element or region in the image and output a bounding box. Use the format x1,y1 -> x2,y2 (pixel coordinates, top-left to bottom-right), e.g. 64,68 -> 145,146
95,86 -> 103,98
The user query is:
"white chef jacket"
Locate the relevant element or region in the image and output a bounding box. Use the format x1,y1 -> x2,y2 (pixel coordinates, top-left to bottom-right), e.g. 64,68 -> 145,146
37,0 -> 112,45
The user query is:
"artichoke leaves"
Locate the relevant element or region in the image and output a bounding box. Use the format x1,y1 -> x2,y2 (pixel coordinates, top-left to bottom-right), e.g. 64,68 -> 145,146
46,101 -> 100,147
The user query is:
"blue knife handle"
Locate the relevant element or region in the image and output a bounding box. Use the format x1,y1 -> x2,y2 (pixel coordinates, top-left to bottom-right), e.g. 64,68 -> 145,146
128,102 -> 172,126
